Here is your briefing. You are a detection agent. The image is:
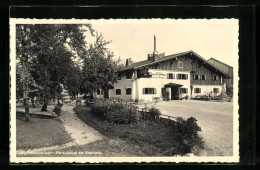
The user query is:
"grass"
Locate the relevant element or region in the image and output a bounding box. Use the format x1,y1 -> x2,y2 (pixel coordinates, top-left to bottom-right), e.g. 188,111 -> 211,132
16,112 -> 72,150
52,138 -> 148,157
74,106 -> 196,156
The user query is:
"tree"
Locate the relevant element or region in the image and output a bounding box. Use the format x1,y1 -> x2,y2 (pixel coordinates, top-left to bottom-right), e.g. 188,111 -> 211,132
16,24 -> 94,114
65,64 -> 82,98
80,33 -> 121,94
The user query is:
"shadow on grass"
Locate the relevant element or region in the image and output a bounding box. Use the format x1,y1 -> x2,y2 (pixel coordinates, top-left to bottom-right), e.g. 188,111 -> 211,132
16,108 -> 72,150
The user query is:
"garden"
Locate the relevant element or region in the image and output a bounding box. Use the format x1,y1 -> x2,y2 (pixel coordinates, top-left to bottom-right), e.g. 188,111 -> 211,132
74,98 -> 205,156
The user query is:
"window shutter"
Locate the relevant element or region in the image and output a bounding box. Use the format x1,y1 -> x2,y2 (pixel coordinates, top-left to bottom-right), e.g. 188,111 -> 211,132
199,88 -> 201,93
143,88 -> 145,94
154,88 -> 157,94
198,75 -> 201,80
186,74 -> 188,79
205,75 -> 207,80
193,75 -> 196,80
173,74 -> 175,79
216,76 -> 219,81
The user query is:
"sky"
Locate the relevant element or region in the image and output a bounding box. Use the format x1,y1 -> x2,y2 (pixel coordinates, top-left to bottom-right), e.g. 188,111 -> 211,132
84,19 -> 238,67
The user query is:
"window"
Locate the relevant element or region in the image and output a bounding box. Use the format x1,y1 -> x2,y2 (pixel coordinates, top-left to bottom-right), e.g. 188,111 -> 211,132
193,75 -> 206,80
201,75 -> 206,80
126,72 -> 132,79
180,88 -> 188,94
213,88 -> 219,93
126,88 -> 132,95
116,89 -> 121,95
179,61 -> 183,68
177,74 -> 188,80
194,88 -> 201,93
193,75 -> 199,80
97,89 -> 100,95
143,88 -> 156,94
212,75 -> 218,81
167,73 -> 175,79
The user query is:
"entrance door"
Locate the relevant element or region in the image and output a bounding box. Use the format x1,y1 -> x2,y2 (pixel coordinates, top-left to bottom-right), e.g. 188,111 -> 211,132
104,89 -> 109,99
171,87 -> 179,100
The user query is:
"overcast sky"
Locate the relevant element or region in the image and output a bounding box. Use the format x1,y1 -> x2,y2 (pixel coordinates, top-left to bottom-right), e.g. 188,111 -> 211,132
85,19 -> 238,67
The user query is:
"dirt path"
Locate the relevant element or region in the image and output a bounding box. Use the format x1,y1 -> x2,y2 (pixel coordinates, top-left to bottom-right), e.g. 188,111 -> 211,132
17,103 -> 104,154
60,103 -> 104,146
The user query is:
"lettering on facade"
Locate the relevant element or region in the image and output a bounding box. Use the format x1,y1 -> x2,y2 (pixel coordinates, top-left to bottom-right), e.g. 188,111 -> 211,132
151,72 -> 166,78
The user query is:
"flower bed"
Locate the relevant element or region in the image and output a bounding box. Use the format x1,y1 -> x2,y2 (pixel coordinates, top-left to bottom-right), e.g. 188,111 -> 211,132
77,105 -> 205,155
91,99 -> 141,124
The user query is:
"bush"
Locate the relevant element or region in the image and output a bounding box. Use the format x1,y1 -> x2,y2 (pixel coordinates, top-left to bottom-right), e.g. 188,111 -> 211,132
53,104 -> 63,116
226,85 -> 233,98
171,117 -> 205,154
162,91 -> 170,101
91,99 -> 140,124
149,107 -> 161,117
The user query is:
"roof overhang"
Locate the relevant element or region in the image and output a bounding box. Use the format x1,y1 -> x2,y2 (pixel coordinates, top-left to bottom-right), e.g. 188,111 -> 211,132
117,51 -> 232,78
164,83 -> 183,88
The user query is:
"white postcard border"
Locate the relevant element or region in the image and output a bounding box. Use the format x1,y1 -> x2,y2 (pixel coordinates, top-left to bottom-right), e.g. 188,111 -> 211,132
10,18 -> 239,163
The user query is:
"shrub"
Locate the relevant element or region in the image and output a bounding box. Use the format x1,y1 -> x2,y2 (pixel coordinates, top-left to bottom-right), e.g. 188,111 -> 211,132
185,95 -> 189,100
149,107 -> 161,117
91,99 -> 140,124
226,85 -> 233,98
162,91 -> 170,101
171,117 -> 205,154
53,104 -> 63,116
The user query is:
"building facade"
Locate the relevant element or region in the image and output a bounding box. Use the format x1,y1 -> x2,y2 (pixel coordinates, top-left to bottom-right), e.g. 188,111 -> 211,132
207,58 -> 233,86
107,51 -> 232,102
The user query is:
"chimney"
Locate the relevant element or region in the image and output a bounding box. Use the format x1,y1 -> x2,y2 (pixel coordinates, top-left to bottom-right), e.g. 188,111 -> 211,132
147,54 -> 154,61
126,58 -> 133,66
148,36 -> 162,61
154,36 -> 156,54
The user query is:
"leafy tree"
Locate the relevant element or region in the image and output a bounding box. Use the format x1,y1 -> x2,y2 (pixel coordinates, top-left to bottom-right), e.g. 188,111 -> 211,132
16,24 -> 94,115
65,64 -> 82,98
80,33 -> 121,95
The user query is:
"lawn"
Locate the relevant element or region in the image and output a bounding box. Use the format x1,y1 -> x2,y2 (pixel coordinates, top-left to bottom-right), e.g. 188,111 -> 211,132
73,106 -> 203,156
16,112 -> 72,150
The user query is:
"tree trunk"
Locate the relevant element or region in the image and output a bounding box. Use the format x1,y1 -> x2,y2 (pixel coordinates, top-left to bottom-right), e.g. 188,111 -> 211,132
24,99 -> 30,121
53,97 -> 57,106
31,97 -> 36,108
41,96 -> 48,111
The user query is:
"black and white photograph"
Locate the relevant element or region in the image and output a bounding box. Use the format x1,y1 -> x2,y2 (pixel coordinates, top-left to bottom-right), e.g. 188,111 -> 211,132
10,19 -> 239,163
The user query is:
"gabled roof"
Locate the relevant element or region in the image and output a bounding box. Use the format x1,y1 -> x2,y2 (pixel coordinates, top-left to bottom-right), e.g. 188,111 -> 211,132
120,60 -> 153,71
207,58 -> 233,69
120,51 -> 191,71
119,50 -> 232,78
